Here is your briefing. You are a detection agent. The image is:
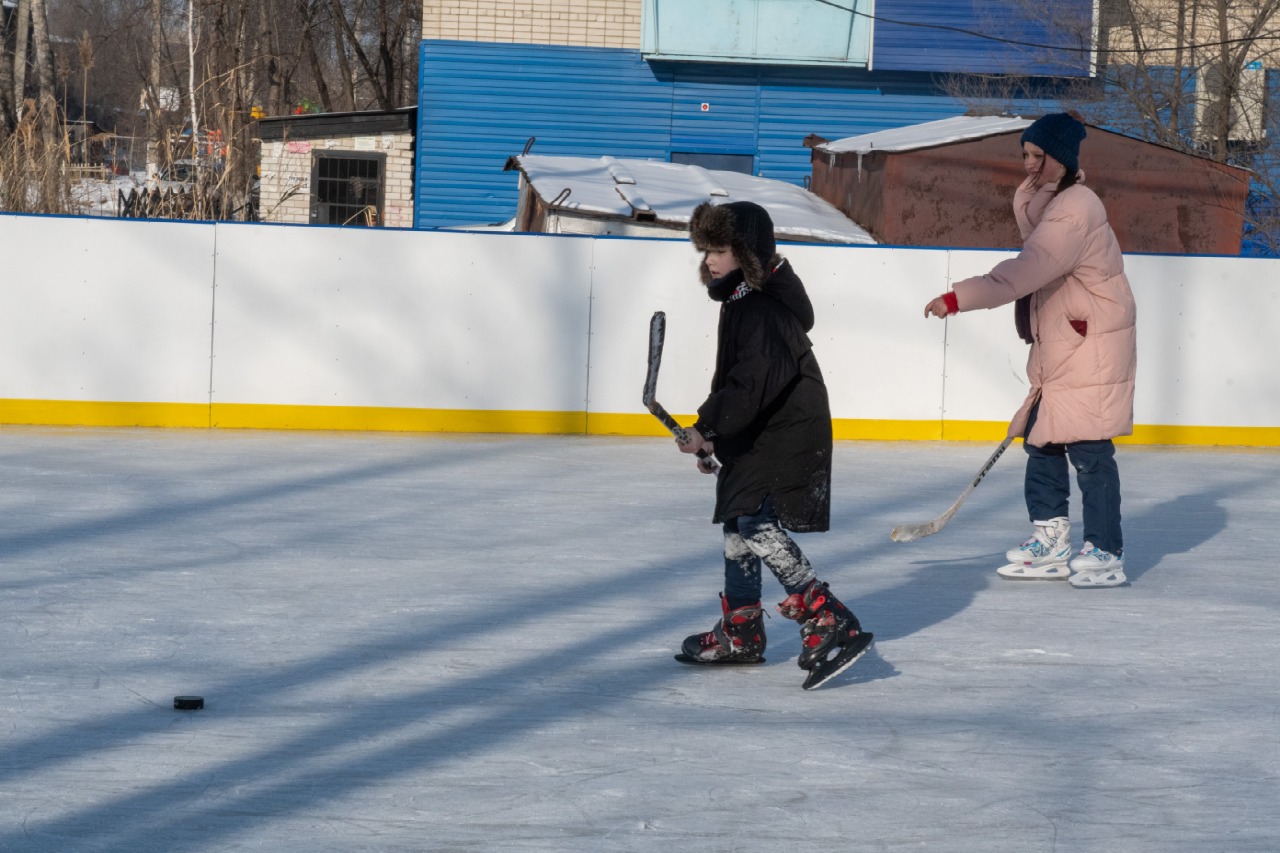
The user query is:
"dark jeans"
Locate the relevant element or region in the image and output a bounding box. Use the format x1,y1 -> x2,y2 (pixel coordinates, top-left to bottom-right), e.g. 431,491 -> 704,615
722,496 -> 817,607
1023,403 -> 1123,555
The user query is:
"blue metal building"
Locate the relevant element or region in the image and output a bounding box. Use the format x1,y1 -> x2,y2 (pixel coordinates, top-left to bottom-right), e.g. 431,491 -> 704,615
414,0 -> 1094,229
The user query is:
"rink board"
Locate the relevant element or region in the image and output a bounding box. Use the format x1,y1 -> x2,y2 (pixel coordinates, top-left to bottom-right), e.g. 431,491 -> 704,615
0,214 -> 1276,446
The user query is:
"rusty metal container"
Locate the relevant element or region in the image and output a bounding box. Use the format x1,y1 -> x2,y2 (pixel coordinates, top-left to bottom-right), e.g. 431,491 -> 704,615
810,119 -> 1250,255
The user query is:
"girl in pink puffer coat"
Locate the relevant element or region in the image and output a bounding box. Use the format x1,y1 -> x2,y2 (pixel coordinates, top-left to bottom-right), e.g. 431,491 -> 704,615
924,113 -> 1137,589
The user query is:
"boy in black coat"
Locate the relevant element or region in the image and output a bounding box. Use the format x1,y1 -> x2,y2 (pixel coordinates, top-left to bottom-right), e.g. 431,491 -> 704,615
676,200 -> 872,689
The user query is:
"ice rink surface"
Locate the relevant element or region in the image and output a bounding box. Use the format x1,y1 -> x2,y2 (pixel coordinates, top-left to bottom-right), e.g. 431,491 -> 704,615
2,427 -> 1278,852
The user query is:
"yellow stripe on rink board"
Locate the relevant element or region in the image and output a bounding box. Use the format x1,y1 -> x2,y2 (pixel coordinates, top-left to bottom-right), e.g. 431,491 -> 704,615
586,412 -> 676,437
936,420 -> 1010,442
841,420 -> 1280,448
833,419 -> 946,441
210,404 -> 589,434
1,400 -> 1277,447
1120,424 -> 1280,449
0,400 -> 591,434
0,399 -> 210,428
594,416 -> 979,442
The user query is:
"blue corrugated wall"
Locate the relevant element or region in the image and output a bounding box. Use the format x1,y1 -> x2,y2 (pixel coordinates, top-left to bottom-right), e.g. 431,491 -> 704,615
416,43 -> 673,226
415,26 -> 1090,229
874,0 -> 1094,75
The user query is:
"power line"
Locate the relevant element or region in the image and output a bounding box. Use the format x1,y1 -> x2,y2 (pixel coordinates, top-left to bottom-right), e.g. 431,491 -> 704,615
811,0 -> 1280,57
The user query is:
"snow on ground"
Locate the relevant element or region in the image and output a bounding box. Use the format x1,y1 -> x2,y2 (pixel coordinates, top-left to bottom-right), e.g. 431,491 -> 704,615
70,174 -> 146,217
2,427 -> 1278,851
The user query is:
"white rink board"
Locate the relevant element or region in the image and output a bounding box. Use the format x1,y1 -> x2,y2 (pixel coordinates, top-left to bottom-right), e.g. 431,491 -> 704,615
937,249 -> 1280,430
1126,253 -> 1280,428
0,215 -> 214,404
793,243 -> 950,423
587,240 -> 952,425
1,213 -> 1277,437
941,248 -> 1036,426
586,237 -> 717,419
212,225 -> 594,410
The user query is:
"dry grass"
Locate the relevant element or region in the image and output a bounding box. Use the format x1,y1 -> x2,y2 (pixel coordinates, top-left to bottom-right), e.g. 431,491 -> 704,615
1,98 -> 249,222
0,97 -> 74,215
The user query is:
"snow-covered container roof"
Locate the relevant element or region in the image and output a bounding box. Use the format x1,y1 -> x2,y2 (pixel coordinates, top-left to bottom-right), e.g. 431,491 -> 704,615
816,116 -> 1033,155
504,154 -> 875,245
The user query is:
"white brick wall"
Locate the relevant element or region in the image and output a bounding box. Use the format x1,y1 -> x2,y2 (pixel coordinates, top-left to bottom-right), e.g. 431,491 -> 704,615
258,132 -> 415,228
423,0 -> 641,48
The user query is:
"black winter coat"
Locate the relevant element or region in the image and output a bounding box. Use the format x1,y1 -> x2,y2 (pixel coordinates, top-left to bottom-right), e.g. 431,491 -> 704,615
693,258 -> 832,532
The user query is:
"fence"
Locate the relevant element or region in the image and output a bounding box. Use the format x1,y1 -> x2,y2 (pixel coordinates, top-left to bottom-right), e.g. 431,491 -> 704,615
116,187 -> 202,219
0,213 -> 1276,447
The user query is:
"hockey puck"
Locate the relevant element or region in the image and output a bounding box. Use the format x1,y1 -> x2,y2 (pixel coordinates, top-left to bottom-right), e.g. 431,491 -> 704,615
173,696 -> 204,711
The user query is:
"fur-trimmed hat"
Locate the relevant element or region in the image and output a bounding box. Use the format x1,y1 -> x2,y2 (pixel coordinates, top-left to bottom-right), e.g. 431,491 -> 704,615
1020,112 -> 1087,175
689,200 -> 778,289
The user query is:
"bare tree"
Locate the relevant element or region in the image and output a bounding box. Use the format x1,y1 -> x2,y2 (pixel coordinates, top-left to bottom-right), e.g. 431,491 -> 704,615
12,0 -> 31,119
327,0 -> 420,110
298,1 -> 335,112
146,0 -> 168,174
0,95 -> 73,212
30,0 -> 56,101
1091,0 -> 1280,154
942,0 -> 1280,254
1,0 -> 65,203
0,4 -> 18,132
6,0 -> 420,217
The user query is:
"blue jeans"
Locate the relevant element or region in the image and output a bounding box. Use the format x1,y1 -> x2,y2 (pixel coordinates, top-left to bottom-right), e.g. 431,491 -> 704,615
722,496 -> 818,607
1023,404 -> 1123,555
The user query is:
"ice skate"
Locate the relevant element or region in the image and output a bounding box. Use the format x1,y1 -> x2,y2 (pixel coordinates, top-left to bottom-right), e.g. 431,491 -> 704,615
675,595 -> 766,665
1068,543 -> 1127,588
777,580 -> 872,689
997,517 -> 1072,579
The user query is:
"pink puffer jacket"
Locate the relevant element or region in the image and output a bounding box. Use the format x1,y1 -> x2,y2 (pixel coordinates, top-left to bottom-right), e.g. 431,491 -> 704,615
952,177 -> 1137,446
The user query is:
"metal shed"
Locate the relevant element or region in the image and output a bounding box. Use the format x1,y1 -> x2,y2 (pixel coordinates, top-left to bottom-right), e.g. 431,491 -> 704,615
501,154 -> 876,245
808,115 -> 1251,255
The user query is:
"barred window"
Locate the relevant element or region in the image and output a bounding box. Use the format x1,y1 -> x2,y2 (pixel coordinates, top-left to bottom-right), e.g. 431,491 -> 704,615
310,152 -> 386,226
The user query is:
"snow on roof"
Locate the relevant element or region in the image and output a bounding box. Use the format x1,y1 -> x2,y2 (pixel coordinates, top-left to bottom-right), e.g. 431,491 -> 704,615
817,115 -> 1033,155
505,154 -> 875,245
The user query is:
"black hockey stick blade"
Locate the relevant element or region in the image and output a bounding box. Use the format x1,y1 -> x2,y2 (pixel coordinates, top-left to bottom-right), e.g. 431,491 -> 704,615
642,311 -> 666,409
890,437 -> 1013,542
643,312 -> 686,438
643,311 -> 717,469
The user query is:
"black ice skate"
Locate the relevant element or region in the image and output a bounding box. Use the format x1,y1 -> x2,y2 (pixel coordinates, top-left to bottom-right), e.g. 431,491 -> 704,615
675,595 -> 767,665
777,580 -> 873,690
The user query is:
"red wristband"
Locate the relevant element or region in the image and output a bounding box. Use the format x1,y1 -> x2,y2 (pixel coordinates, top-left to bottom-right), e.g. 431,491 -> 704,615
943,292 -> 959,315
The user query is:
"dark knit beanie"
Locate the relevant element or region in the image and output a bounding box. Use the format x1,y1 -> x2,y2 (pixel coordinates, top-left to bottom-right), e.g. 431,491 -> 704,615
1020,113 -> 1087,175
688,200 -> 778,289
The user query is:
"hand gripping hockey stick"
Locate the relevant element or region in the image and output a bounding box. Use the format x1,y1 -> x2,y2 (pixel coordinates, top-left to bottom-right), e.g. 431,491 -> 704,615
890,436 -> 1013,542
643,311 -> 718,471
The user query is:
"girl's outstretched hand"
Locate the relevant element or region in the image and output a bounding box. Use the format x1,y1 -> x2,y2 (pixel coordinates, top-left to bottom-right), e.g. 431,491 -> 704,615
924,294 -> 952,318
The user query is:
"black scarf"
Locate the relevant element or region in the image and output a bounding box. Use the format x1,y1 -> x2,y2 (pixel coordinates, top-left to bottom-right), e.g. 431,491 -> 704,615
707,269 -> 753,304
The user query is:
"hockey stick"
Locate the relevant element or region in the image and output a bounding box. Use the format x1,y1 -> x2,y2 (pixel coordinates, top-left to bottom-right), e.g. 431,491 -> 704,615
643,311 -> 718,471
890,436 -> 1013,542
